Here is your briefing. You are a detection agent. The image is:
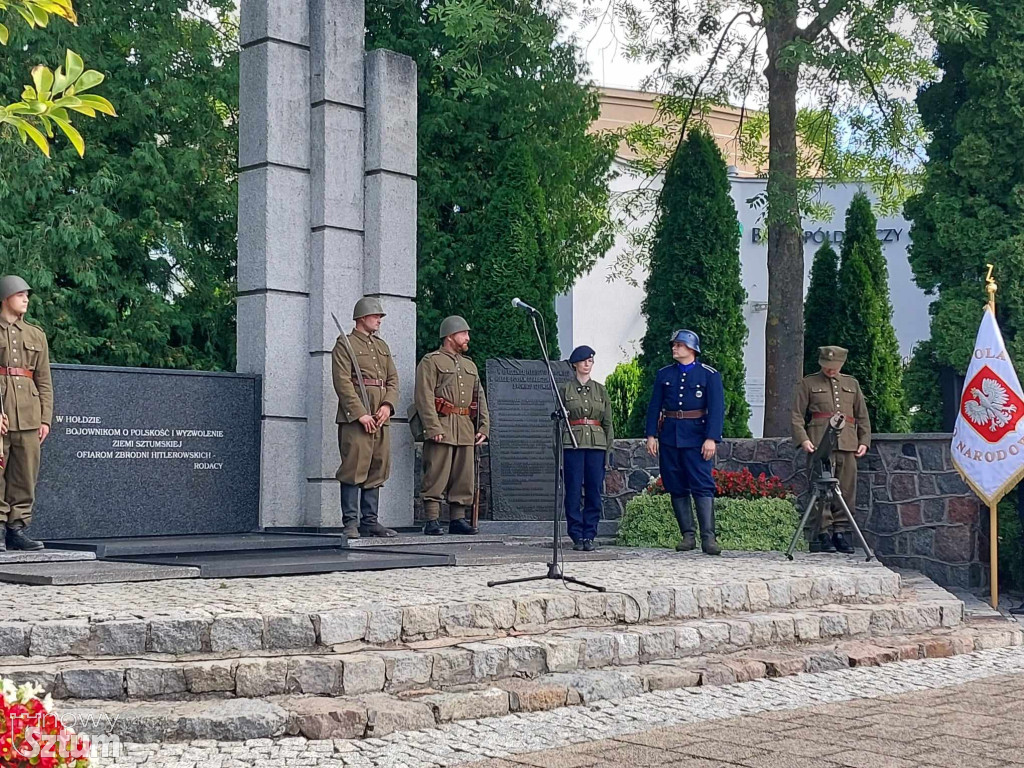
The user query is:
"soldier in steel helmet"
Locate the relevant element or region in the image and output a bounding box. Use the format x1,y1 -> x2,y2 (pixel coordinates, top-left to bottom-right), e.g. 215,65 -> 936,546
414,315 -> 489,535
644,329 -> 724,555
0,275 -> 52,552
561,345 -> 613,552
331,296 -> 399,538
791,345 -> 871,554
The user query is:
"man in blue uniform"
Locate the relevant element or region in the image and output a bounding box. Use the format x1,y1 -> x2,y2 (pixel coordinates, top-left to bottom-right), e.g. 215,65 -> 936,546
645,329 -> 724,555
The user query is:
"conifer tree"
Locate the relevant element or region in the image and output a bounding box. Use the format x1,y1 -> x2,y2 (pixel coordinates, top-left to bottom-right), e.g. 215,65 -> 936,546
905,0 -> 1024,430
836,193 -> 907,432
804,239 -> 840,375
453,143 -> 557,369
628,128 -> 750,437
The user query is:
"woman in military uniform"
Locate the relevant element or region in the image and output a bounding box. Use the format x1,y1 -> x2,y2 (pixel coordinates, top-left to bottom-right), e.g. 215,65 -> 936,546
561,346 -> 613,551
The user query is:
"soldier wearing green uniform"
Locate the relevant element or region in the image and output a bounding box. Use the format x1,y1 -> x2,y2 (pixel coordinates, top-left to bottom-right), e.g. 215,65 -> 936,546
561,345 -> 614,552
332,297 -> 399,538
0,276 -> 52,552
414,315 -> 490,536
791,345 -> 871,554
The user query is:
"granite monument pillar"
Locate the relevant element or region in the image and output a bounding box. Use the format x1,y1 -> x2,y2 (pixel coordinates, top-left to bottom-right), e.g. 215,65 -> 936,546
238,0 -> 418,529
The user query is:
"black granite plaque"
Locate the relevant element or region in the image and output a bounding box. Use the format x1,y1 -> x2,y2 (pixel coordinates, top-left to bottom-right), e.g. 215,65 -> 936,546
486,359 -> 574,520
30,364 -> 260,540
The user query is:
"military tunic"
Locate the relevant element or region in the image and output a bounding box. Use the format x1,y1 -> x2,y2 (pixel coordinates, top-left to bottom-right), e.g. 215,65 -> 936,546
561,377 -> 614,542
415,348 -> 490,512
644,361 -> 724,498
332,330 -> 399,489
791,371 -> 872,532
0,318 -> 53,527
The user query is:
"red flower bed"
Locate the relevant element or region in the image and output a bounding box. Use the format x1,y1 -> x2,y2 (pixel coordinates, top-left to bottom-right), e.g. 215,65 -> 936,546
713,467 -> 790,499
643,467 -> 790,499
1,679 -> 90,767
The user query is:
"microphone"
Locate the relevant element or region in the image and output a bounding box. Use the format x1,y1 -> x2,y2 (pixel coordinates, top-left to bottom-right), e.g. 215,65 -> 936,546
511,297 -> 540,315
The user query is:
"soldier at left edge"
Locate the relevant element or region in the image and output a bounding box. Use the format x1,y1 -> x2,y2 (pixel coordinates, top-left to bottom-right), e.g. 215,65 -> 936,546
0,275 -> 52,552
332,297 -> 399,539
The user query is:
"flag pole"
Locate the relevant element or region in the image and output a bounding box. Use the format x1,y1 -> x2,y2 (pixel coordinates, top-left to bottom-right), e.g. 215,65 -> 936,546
986,264 -> 999,610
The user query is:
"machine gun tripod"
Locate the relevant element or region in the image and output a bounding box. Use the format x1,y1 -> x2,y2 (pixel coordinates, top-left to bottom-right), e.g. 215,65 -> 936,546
785,413 -> 874,562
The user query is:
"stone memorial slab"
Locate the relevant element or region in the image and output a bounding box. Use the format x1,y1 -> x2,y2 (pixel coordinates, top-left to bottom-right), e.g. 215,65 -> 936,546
0,561 -> 200,586
486,359 -> 574,521
0,550 -> 95,564
32,365 -> 260,540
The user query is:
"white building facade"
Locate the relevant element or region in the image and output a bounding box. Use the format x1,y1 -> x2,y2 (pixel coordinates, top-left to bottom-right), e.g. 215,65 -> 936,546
556,158 -> 932,436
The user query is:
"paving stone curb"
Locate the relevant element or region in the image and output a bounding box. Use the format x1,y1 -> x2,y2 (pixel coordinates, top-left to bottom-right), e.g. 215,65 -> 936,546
6,597 -> 966,703
53,622 -> 1022,743
0,571 -> 903,660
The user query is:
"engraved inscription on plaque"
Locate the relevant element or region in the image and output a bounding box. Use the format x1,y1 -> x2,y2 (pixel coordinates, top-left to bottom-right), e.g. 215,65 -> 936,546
486,359 -> 574,520
32,364 -> 260,540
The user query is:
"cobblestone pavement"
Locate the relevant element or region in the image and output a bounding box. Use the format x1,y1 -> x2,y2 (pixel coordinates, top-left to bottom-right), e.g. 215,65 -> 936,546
104,646 -> 1024,767
5,551 -> 889,622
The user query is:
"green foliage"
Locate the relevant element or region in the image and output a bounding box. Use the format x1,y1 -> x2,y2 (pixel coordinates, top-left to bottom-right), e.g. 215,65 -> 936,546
906,0 -> 1024,419
804,239 -> 840,376
904,340 -> 945,432
0,0 -> 238,369
1,2 -> 115,156
616,493 -> 802,552
366,0 -> 616,369
627,128 -> 750,438
835,193 -> 907,432
999,491 -> 1024,592
450,143 -> 559,368
605,358 -> 643,439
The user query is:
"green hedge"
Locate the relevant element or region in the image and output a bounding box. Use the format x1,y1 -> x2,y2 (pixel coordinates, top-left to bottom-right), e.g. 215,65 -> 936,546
998,493 -> 1024,592
617,493 -> 804,551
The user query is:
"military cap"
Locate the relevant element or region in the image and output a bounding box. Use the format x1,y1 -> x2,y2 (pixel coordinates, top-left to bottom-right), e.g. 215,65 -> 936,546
439,315 -> 471,338
568,345 -> 596,364
818,345 -> 848,367
670,329 -> 701,353
0,275 -> 31,302
353,296 -> 386,320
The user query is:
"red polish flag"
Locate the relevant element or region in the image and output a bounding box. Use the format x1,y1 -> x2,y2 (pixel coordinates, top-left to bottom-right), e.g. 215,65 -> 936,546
952,305 -> 1024,504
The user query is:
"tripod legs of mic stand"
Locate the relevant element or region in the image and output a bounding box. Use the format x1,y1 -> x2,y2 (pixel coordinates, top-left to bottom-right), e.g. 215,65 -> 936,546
785,482 -> 874,562
487,390 -> 605,593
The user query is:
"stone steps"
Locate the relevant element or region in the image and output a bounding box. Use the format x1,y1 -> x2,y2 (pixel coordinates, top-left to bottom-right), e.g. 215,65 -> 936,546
2,597 -> 964,702
52,622 -> 1023,743
0,569 -> 903,660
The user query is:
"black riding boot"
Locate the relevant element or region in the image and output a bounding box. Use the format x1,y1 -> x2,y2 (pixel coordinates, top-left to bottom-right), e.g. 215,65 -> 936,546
0,523 -> 6,553
671,495 -> 696,552
341,483 -> 361,539
359,488 -> 397,537
694,497 -> 721,555
6,523 -> 43,551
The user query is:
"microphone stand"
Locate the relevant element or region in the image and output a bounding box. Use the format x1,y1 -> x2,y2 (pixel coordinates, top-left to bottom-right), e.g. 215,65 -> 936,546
488,309 -> 604,592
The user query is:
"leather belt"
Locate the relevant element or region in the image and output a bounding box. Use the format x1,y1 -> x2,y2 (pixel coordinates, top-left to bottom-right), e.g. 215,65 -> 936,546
662,409 -> 706,419
0,367 -> 33,380
810,411 -> 856,424
569,418 -> 602,427
435,397 -> 473,417
353,377 -> 385,388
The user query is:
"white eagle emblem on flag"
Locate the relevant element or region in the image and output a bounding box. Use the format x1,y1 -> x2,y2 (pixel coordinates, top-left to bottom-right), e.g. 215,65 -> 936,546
964,378 -> 1019,432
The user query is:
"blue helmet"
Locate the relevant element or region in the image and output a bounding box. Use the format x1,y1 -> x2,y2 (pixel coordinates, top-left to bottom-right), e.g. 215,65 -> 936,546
670,329 -> 700,353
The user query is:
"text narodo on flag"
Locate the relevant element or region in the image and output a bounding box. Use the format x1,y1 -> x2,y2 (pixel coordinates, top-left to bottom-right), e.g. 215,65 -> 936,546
952,306 -> 1024,504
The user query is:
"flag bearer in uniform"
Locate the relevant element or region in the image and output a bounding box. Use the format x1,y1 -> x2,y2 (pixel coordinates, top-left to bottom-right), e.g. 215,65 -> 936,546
415,316 -> 490,535
0,275 -> 52,552
332,297 -> 399,539
561,345 -> 614,552
644,329 -> 724,555
791,345 -> 871,553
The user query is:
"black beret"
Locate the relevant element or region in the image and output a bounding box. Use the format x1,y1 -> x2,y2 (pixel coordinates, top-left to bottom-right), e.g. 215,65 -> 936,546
569,345 -> 596,364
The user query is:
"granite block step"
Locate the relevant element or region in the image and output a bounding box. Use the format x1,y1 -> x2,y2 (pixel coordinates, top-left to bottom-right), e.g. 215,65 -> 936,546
0,568 -> 904,660
0,598 -> 966,701
50,622 -> 1023,743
